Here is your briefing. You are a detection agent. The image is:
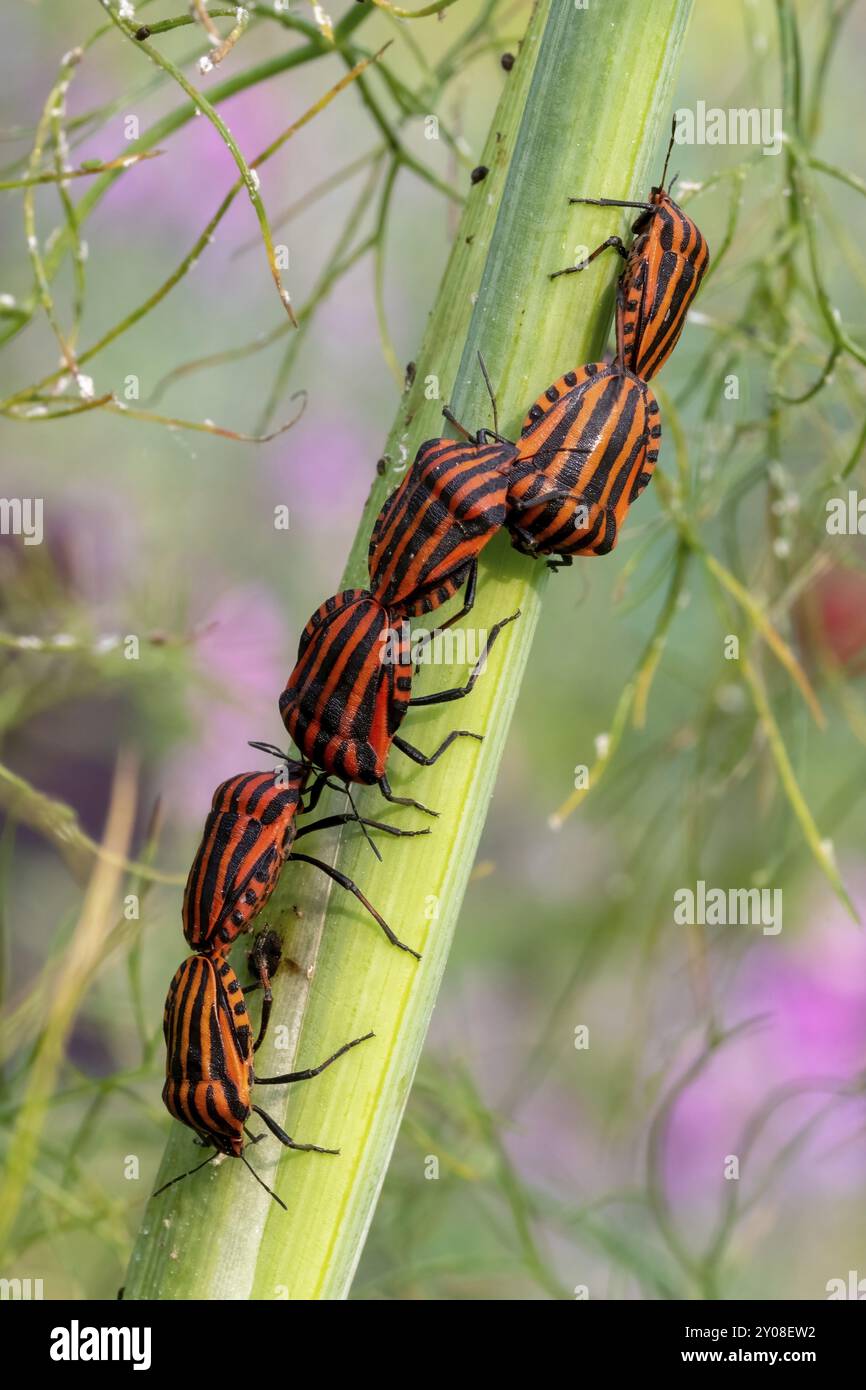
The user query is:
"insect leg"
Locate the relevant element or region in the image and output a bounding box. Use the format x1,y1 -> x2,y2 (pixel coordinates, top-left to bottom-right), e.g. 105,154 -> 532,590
300,770 -> 331,815
249,1104 -> 339,1155
567,197 -> 653,210
287,851 -> 421,958
408,610 -> 520,707
248,929 -> 282,1052
294,814 -> 429,841
508,488 -> 577,512
393,730 -> 482,765
254,1032 -> 374,1086
508,523 -> 541,556
411,561 -> 479,668
550,234 -> 630,281
378,774 -> 438,818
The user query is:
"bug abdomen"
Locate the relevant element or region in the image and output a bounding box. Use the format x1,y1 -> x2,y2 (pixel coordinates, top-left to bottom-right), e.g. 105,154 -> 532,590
509,365 -> 659,557
280,590 -> 408,784
368,437 -> 514,617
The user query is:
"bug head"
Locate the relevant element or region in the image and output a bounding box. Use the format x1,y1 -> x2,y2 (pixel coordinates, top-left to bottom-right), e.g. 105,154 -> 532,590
208,1132 -> 243,1158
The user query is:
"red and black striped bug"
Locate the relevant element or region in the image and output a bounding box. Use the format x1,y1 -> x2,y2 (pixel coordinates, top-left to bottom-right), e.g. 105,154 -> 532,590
368,365 -> 519,625
551,117 -> 709,381
183,764 -> 427,959
279,588 -> 518,815
154,943 -> 373,1209
505,360 -> 661,564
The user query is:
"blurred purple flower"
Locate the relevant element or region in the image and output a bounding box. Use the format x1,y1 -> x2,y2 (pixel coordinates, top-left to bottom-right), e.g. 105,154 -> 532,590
79,74 -> 270,228
268,414 -> 375,531
0,487 -> 135,618
431,969 -> 592,1194
164,584 -> 290,816
664,878 -> 866,1202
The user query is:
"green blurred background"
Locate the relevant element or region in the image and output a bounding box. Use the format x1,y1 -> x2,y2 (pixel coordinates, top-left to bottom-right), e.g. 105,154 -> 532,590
1,0 -> 866,1300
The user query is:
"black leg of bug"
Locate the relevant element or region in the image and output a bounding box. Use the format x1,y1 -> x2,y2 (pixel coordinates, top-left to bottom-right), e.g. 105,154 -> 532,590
568,197 -> 653,211
408,611 -> 520,709
286,850 -> 421,959
295,804 -> 430,864
249,1104 -> 339,1156
299,769 -> 331,816
294,813 -> 430,842
411,562 -> 479,671
550,234 -> 630,280
255,1031 -> 374,1086
378,773 -> 438,819
303,776 -> 387,859
247,929 -> 282,1052
508,523 -> 542,557
393,730 -> 483,767
441,558 -> 479,631
508,488 -> 579,511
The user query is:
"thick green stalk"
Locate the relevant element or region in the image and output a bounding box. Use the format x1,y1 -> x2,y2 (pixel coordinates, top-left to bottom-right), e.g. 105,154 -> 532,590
125,0 -> 694,1301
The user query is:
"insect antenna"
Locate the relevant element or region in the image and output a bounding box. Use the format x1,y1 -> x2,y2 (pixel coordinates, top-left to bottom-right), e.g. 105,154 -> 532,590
240,1152 -> 288,1210
319,777 -> 383,862
477,351 -> 499,438
659,114 -> 678,190
248,740 -> 290,763
152,1153 -> 216,1199
442,404 -> 473,441
344,783 -> 382,862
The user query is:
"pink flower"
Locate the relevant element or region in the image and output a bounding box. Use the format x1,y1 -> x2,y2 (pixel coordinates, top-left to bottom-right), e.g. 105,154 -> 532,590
164,585 -> 290,816
664,879 -> 866,1203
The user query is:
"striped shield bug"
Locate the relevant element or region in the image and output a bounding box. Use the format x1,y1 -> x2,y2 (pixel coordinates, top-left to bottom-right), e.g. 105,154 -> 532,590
154,946 -> 373,1209
369,369 -> 518,625
506,361 -> 661,563
279,588 -> 519,815
368,433 -> 517,624
369,356 -> 517,626
183,765 -> 427,959
551,117 -> 709,380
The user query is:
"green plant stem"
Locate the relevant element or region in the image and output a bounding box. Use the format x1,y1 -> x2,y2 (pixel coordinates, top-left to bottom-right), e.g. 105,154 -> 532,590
124,0 -> 695,1302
